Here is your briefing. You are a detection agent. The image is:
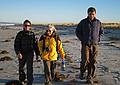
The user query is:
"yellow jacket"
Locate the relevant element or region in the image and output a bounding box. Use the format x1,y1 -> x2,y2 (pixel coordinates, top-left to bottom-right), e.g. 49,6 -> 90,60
38,35 -> 65,61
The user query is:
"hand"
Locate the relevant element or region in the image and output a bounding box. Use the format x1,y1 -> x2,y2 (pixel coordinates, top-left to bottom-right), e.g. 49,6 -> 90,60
17,53 -> 23,59
61,56 -> 65,61
61,60 -> 65,71
62,60 -> 65,65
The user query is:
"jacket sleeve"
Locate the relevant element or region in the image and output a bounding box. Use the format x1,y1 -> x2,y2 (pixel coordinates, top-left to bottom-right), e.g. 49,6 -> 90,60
99,22 -> 104,35
99,22 -> 104,42
57,40 -> 65,60
14,32 -> 22,55
75,22 -> 83,41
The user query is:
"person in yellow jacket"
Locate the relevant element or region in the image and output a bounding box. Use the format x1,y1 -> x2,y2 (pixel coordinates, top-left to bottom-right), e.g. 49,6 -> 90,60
38,24 -> 65,85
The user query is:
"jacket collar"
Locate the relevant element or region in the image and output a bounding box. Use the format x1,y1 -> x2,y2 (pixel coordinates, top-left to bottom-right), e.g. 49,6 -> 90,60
86,17 -> 97,22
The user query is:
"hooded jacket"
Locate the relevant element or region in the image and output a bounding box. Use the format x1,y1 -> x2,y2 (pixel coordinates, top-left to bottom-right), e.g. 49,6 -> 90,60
38,33 -> 65,61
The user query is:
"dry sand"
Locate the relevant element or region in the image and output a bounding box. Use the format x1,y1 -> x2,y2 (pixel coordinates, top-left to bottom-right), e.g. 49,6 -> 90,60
0,27 -> 120,85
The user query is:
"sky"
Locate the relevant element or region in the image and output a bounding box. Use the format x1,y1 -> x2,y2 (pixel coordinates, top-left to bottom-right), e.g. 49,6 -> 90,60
0,0 -> 120,24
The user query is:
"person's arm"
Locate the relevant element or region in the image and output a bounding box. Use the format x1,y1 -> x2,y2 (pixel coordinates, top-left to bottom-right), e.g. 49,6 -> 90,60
14,32 -> 22,55
99,22 -> 104,42
99,22 -> 104,35
57,40 -> 65,60
75,21 -> 83,41
14,31 -> 23,59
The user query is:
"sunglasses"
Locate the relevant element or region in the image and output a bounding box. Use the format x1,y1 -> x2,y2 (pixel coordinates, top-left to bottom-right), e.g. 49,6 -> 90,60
47,30 -> 53,32
24,25 -> 31,27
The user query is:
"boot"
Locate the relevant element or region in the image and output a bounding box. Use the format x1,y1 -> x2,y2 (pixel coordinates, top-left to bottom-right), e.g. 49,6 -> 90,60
79,73 -> 85,80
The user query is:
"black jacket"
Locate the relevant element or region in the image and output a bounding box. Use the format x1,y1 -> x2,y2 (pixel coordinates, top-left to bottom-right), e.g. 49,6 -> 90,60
14,30 -> 39,55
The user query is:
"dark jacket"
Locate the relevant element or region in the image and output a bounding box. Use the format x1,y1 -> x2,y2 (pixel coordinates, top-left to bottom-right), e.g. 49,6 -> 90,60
75,17 -> 103,45
14,30 -> 39,55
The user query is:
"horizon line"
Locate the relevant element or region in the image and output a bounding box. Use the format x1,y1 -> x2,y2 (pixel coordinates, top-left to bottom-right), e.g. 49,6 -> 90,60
0,21 -> 120,25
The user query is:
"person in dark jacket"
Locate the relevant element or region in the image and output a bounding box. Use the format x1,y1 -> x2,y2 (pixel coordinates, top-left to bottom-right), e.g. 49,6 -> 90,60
14,20 -> 39,85
75,7 -> 103,84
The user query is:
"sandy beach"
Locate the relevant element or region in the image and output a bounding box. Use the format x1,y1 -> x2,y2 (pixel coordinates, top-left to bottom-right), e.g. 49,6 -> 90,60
0,26 -> 120,85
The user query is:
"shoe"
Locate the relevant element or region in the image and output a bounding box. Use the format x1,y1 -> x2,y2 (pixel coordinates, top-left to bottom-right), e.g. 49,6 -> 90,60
86,77 -> 93,84
92,74 -> 96,79
79,73 -> 85,80
21,81 -> 25,85
45,81 -> 52,85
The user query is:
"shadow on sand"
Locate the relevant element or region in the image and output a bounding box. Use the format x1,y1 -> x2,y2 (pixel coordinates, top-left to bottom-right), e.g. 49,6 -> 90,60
0,74 -> 44,84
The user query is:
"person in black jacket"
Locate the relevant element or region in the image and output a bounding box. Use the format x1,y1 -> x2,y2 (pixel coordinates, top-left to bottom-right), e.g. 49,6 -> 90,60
75,7 -> 103,84
14,20 -> 39,85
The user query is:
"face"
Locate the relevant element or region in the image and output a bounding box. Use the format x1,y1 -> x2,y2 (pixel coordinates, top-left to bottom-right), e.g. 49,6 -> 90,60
88,11 -> 96,21
47,28 -> 54,36
23,22 -> 31,31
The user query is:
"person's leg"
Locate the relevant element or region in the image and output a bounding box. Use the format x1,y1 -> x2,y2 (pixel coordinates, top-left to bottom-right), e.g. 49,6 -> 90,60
86,45 -> 98,84
86,64 -> 93,84
19,55 -> 26,82
86,64 -> 92,79
50,61 -> 56,80
91,64 -> 96,78
26,53 -> 34,85
43,60 -> 52,83
86,46 -> 92,79
91,45 -> 98,78
80,44 -> 89,79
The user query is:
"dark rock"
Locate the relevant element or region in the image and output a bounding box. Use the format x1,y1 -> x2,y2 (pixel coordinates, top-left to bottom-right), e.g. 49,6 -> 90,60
11,37 -> 15,39
0,56 -> 13,61
63,40 -> 71,43
1,40 -> 11,42
71,65 -> 80,70
67,70 -> 75,73
0,68 -> 3,70
65,55 -> 74,63
0,50 -> 9,54
54,72 -> 67,82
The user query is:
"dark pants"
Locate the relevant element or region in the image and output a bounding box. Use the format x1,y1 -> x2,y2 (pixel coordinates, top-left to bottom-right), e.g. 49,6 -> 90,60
80,44 -> 98,79
19,52 -> 34,85
43,60 -> 56,82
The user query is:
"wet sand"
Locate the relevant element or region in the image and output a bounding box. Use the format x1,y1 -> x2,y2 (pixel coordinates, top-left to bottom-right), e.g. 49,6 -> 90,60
0,26 -> 120,85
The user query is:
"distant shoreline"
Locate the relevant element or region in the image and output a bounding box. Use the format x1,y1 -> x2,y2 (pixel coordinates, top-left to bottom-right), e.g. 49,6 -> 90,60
0,22 -> 120,29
